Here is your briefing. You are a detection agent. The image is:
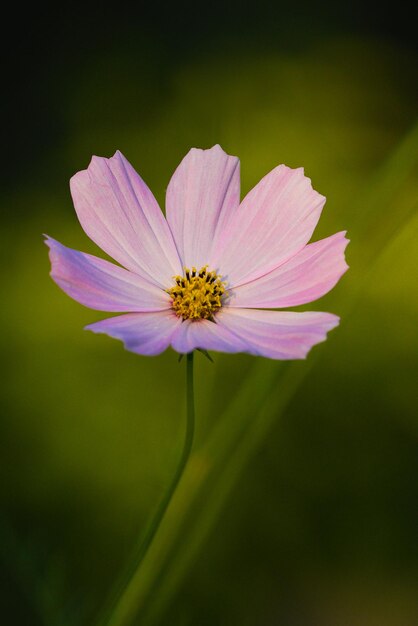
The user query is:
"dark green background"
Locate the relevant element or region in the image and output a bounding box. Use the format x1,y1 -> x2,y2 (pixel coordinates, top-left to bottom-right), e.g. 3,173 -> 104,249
1,4 -> 417,625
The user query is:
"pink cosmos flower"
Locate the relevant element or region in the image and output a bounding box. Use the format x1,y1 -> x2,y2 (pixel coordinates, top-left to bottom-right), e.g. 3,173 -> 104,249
46,145 -> 348,359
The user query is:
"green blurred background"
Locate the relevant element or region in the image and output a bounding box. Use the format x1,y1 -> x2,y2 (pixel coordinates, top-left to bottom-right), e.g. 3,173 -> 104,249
2,3 -> 418,625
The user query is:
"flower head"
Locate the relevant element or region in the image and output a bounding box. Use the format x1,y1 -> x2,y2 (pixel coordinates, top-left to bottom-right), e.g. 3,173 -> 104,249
46,146 -> 348,359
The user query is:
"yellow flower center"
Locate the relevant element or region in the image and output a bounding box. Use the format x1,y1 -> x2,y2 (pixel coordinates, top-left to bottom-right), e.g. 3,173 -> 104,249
167,266 -> 226,321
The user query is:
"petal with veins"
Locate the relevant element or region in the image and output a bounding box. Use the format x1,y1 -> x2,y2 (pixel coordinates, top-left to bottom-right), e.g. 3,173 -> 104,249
212,165 -> 326,287
86,311 -> 182,356
45,236 -> 170,312
171,318 -> 247,354
166,145 -> 240,268
70,151 -> 182,287
215,308 -> 340,359
229,231 -> 349,308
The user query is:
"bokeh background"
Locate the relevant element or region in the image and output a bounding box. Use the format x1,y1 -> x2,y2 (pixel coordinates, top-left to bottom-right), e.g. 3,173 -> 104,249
2,3 -> 418,625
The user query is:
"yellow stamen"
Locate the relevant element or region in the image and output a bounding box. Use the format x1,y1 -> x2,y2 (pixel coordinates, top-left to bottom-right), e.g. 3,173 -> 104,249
167,265 -> 226,321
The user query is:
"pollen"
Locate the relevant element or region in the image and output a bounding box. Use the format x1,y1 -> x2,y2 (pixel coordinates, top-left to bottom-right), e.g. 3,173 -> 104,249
167,266 -> 226,321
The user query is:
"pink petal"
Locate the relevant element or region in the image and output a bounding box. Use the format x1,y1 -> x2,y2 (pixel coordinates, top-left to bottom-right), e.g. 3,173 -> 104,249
211,165 -> 326,287
70,151 -> 182,288
215,308 -> 340,359
86,311 -> 182,356
171,318 -> 247,355
229,231 -> 349,309
45,236 -> 170,312
166,145 -> 240,268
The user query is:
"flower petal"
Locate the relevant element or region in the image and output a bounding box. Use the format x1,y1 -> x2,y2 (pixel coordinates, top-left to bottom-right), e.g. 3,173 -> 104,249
171,318 -> 247,355
211,165 -> 326,287
45,236 -> 170,312
86,311 -> 181,356
215,308 -> 339,359
229,232 -> 349,309
166,145 -> 240,268
70,151 -> 182,287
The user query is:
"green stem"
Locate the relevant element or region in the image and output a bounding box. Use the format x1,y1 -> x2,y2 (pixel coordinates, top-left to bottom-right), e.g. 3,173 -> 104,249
133,352 -> 195,565
102,351 -> 195,626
